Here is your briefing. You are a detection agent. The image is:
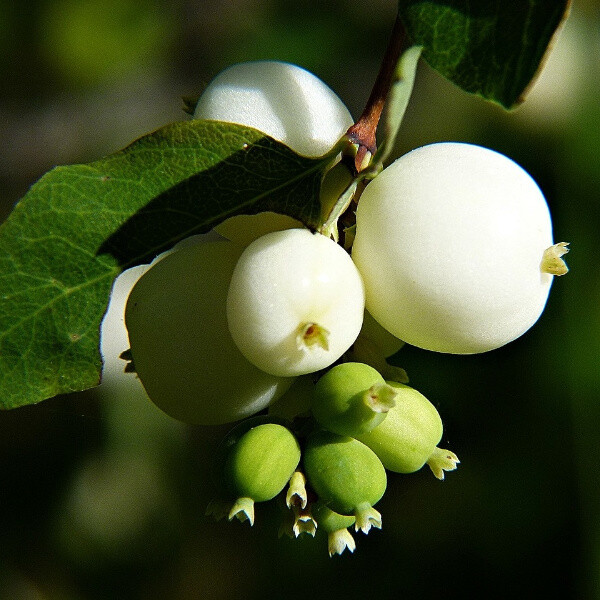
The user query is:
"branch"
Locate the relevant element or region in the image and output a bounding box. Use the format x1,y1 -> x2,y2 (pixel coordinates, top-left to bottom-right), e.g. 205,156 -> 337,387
346,16 -> 408,172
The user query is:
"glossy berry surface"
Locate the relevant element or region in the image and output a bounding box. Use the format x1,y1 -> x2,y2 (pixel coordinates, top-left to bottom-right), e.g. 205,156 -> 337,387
303,430 -> 386,530
124,241 -> 293,425
226,228 -> 365,377
193,60 -> 353,157
355,381 -> 443,474
223,423 -> 301,503
352,142 -> 559,354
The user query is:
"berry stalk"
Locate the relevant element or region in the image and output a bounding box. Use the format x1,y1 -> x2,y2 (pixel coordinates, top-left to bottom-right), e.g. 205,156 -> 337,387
346,15 -> 408,172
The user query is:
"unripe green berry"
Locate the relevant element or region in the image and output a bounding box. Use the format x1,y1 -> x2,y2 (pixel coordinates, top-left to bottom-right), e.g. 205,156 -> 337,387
355,382 -> 459,479
312,502 -> 357,557
216,415 -> 287,471
303,430 -> 386,533
224,423 -> 301,525
208,417 -> 275,517
312,362 -> 397,436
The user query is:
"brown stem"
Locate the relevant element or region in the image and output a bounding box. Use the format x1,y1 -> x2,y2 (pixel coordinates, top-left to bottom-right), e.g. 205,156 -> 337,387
346,15 -> 408,172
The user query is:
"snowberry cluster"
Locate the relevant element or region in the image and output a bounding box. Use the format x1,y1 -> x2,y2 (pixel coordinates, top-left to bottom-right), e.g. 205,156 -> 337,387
121,61 -> 568,556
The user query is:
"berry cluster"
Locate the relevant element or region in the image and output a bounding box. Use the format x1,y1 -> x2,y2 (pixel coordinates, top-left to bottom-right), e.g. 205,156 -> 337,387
201,361 -> 457,557
121,61 -> 568,556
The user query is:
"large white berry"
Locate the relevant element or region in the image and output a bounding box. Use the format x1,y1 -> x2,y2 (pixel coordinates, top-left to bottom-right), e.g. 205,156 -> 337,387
226,228 -> 365,377
193,60 -> 353,158
352,142 -> 567,354
124,240 -> 293,425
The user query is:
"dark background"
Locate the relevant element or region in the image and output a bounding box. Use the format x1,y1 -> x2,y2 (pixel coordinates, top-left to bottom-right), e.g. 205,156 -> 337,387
1,1 -> 599,598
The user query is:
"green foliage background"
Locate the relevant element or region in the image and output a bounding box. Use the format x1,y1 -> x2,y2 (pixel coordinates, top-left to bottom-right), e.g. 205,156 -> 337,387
0,1 -> 598,599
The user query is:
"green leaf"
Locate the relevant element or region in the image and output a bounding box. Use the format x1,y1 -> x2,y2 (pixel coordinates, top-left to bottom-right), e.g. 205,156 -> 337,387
0,119 -> 335,410
397,0 -> 571,108
376,44 -> 423,167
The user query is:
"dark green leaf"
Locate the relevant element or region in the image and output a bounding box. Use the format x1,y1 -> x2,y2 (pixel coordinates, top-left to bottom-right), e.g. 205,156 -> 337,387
0,120 -> 334,410
397,0 -> 571,108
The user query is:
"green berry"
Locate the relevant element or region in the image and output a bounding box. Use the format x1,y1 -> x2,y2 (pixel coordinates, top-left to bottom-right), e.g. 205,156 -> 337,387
304,430 -> 386,533
312,502 -> 357,557
312,362 -> 397,436
355,381 -> 459,479
223,423 -> 301,525
220,415 -> 286,456
213,415 -> 288,482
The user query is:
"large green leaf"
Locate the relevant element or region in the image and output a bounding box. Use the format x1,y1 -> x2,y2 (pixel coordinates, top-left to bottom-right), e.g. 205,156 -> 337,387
397,0 -> 571,108
0,120 -> 335,410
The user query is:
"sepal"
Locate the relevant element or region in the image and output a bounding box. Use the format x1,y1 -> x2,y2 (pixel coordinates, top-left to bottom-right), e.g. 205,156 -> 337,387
297,322 -> 330,352
328,528 -> 356,557
541,242 -> 569,275
292,505 -> 317,538
354,503 -> 382,534
364,382 -> 397,413
228,497 -> 255,526
427,446 -> 460,480
286,470 -> 308,509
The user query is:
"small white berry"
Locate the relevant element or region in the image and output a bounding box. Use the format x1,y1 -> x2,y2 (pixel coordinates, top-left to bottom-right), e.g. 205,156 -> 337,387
227,228 -> 365,376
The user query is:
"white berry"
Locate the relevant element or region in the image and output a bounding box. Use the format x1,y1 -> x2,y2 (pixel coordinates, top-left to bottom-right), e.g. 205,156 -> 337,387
193,60 -> 353,157
352,142 -> 567,354
213,212 -> 302,247
226,228 -> 365,377
124,240 -> 293,425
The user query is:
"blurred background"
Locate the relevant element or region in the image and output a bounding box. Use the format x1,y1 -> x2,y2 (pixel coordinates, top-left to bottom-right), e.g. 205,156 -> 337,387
1,0 -> 599,598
